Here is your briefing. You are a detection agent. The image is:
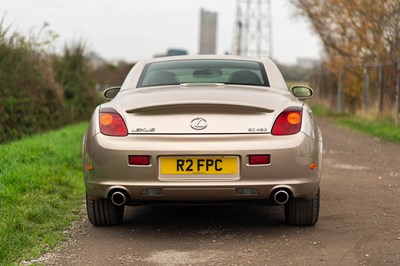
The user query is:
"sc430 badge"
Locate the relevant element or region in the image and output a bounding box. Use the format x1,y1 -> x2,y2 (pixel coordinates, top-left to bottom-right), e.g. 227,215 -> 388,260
248,128 -> 268,132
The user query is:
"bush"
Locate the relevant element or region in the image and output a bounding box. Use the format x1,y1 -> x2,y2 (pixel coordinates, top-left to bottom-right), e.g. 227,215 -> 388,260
0,20 -> 101,143
52,43 -> 101,123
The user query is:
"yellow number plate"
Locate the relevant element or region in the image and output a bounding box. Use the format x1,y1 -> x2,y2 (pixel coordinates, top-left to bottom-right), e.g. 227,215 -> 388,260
160,157 -> 238,175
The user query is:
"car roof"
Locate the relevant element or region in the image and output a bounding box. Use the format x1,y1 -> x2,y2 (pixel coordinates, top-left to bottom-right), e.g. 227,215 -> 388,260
120,55 -> 288,91
140,54 -> 265,64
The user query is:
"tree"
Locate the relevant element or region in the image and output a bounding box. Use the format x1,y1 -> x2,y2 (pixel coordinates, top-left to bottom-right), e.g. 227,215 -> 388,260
292,0 -> 400,112
292,0 -> 400,66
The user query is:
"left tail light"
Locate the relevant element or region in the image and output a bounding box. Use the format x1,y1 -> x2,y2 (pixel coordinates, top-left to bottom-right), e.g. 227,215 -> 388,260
99,107 -> 128,136
271,107 -> 303,136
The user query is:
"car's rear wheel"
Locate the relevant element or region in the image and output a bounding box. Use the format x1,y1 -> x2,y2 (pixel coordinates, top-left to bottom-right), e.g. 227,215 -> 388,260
284,188 -> 320,226
86,193 -> 124,226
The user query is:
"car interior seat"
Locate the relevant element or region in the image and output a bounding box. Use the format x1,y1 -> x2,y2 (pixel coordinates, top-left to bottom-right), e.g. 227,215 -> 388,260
228,70 -> 261,85
147,71 -> 179,86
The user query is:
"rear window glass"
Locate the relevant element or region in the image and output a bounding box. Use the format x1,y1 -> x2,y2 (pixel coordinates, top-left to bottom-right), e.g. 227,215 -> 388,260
137,59 -> 269,88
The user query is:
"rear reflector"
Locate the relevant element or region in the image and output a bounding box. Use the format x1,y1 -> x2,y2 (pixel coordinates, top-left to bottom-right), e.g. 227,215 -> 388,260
248,155 -> 271,165
128,155 -> 150,165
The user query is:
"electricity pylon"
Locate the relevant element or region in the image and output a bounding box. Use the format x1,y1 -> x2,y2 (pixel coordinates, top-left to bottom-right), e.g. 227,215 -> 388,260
232,0 -> 273,58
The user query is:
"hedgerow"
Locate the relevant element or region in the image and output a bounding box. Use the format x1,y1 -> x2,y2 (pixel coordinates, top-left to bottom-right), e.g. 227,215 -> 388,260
0,19 -> 101,143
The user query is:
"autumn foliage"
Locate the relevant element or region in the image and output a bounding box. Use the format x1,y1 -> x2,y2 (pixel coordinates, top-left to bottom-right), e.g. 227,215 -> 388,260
292,0 -> 400,114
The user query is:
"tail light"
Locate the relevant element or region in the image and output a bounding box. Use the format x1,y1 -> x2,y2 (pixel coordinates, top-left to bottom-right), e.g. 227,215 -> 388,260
271,107 -> 302,135
99,107 -> 128,136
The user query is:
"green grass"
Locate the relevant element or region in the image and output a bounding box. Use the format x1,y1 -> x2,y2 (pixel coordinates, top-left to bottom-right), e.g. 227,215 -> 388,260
309,102 -> 400,144
336,117 -> 400,143
0,123 -> 87,265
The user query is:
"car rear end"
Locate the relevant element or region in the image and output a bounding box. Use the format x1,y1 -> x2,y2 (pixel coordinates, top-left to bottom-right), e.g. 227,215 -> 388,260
82,56 -> 322,226
84,123 -> 320,203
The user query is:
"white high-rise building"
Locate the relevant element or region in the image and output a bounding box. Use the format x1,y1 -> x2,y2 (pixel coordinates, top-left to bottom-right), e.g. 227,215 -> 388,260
199,8 -> 218,54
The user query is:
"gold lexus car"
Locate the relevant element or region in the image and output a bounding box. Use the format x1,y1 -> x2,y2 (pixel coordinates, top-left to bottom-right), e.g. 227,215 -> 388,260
82,55 -> 323,226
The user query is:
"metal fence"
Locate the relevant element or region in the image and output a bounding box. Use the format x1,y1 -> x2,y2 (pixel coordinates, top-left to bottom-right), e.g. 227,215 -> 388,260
310,60 -> 400,124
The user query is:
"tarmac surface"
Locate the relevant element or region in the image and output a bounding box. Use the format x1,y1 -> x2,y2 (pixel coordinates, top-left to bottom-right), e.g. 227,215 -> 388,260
34,118 -> 400,266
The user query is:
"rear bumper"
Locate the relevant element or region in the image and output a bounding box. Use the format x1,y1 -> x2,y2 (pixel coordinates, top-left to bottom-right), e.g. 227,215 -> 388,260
83,132 -> 322,202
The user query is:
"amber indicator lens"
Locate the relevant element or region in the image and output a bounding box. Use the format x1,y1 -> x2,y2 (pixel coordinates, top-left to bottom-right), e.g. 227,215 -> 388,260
100,113 -> 113,126
99,112 -> 128,136
287,112 -> 301,125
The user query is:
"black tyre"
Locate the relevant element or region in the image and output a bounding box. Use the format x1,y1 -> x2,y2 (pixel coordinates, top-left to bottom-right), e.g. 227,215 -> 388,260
86,193 -> 124,226
284,188 -> 320,226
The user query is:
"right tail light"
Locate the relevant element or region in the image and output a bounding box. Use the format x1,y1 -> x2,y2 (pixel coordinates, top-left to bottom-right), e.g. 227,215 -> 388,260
271,107 -> 302,136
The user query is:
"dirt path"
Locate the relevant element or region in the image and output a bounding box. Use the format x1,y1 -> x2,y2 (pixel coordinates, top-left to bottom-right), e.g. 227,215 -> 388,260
34,119 -> 400,266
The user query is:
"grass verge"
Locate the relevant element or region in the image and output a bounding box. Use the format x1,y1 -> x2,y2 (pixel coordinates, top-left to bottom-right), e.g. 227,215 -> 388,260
309,102 -> 400,144
0,123 -> 87,265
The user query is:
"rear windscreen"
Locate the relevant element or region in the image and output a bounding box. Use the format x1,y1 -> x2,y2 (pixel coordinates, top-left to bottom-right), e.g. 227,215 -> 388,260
137,59 -> 270,88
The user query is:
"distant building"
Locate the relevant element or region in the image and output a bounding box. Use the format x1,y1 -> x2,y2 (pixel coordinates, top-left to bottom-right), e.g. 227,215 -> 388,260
153,48 -> 188,58
297,58 -> 320,69
167,49 -> 188,56
88,51 -> 107,69
199,8 -> 218,54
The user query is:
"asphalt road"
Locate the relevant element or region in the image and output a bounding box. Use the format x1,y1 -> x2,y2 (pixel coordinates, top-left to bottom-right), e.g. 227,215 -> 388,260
35,119 -> 400,266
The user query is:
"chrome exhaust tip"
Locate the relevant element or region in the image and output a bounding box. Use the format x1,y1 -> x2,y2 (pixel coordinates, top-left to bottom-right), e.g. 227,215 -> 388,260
273,190 -> 290,205
111,191 -> 127,206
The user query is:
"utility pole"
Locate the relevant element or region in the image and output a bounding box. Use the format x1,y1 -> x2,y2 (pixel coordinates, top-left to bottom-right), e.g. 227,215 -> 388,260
232,0 -> 273,58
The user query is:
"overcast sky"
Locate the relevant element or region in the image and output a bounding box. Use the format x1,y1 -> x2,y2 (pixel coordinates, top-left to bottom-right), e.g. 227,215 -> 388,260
1,0 -> 322,64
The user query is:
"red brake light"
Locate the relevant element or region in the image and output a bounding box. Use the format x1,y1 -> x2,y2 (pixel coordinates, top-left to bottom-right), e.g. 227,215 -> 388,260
99,108 -> 128,136
271,107 -> 303,136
